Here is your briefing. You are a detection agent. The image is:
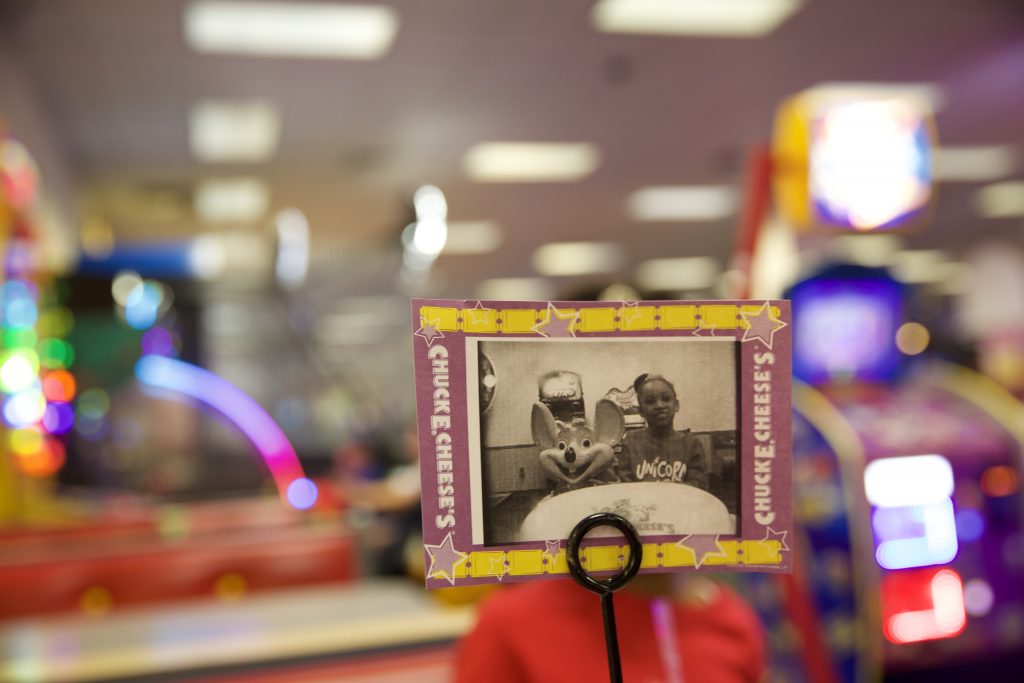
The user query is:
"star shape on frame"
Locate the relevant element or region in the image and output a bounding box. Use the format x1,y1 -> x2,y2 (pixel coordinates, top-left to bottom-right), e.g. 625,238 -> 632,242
531,303 -> 577,338
620,301 -> 642,325
425,532 -> 468,585
544,540 -> 562,561
677,534 -> 728,569
739,302 -> 787,349
414,318 -> 445,347
762,527 -> 790,553
465,301 -> 493,326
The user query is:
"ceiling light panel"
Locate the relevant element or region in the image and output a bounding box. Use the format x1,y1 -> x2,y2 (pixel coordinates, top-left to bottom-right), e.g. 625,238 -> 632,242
933,146 -> 1017,182
190,100 -> 280,163
628,185 -> 737,221
185,1 -> 399,59
592,0 -> 804,38
463,143 -> 600,182
476,278 -> 553,302
636,256 -> 720,291
194,177 -> 270,223
443,221 -> 504,254
975,181 -> 1024,218
533,242 -> 625,277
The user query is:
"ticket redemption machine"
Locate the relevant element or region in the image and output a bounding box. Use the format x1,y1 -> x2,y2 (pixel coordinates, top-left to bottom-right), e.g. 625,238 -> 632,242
752,266 -> 1024,683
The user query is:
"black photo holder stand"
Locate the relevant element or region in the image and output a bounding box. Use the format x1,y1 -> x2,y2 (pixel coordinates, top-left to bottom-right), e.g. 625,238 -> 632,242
566,512 -> 644,683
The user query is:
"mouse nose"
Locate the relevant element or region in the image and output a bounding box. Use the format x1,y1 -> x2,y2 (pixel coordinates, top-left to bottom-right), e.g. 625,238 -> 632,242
564,447 -> 576,464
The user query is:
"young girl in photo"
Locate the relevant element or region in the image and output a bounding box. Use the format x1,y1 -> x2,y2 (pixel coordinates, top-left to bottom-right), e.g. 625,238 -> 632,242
619,373 -> 708,490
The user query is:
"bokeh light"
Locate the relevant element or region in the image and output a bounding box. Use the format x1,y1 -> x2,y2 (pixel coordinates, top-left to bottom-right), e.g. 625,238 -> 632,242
955,508 -> 985,543
41,370 -> 76,402
9,426 -> 43,455
38,338 -> 75,370
124,281 -> 164,330
895,322 -> 930,355
141,326 -> 177,357
4,389 -> 47,427
77,388 -> 111,420
41,401 -> 74,435
286,477 -> 319,510
3,327 -> 36,350
37,307 -> 74,337
0,349 -> 40,392
111,271 -> 142,307
16,439 -> 66,477
981,465 -> 1022,497
963,578 -> 995,617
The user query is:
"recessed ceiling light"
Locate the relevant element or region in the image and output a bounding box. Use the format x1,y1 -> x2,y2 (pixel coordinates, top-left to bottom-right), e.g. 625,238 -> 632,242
627,185 -> 736,221
591,0 -> 803,38
476,277 -> 553,302
443,221 -> 504,254
974,181 -> 1024,218
190,100 -> 280,163
194,177 -> 270,223
933,146 -> 1017,182
890,249 -> 953,284
830,234 -> 903,267
636,256 -> 719,291
533,242 -> 625,276
184,1 -> 399,59
463,143 -> 600,182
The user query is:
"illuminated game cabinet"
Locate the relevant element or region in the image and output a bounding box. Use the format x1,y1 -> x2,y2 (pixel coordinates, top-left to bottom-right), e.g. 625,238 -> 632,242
785,265 -> 1024,681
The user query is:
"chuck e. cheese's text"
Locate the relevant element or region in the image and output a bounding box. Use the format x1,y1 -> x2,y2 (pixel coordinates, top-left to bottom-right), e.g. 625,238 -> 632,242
428,345 -> 457,529
752,351 -> 776,526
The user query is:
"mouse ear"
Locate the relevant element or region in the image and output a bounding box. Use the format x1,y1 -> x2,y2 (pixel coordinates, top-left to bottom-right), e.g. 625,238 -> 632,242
531,402 -> 558,449
593,398 -> 625,445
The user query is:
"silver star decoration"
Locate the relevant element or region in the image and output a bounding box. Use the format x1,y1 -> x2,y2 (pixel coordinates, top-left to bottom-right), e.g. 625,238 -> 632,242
762,527 -> 790,553
466,301 -> 493,326
489,554 -> 509,581
620,301 -> 642,325
740,302 -> 787,349
532,303 -> 577,338
544,540 -> 561,560
678,534 -> 728,569
425,532 -> 468,585
414,318 -> 445,347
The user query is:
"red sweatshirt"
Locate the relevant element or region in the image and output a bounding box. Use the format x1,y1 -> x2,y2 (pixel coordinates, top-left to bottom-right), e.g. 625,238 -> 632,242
454,578 -> 766,683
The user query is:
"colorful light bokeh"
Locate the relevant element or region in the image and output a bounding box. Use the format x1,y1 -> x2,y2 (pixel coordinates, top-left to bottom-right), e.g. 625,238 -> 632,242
134,355 -> 314,510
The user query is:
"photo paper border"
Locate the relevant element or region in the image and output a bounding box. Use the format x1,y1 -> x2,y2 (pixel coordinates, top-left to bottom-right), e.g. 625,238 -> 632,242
413,299 -> 792,588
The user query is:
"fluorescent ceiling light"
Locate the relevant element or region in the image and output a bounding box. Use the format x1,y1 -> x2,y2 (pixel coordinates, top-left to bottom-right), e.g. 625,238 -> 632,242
934,146 -> 1017,182
194,177 -> 270,223
807,81 -> 946,112
592,0 -> 803,38
830,234 -> 903,267
476,277 -> 553,302
190,100 -> 280,163
975,181 -> 1024,218
890,249 -> 965,284
185,1 -> 399,59
533,242 -> 625,276
463,143 -> 600,182
628,185 -> 737,221
636,256 -> 719,291
443,221 -> 504,254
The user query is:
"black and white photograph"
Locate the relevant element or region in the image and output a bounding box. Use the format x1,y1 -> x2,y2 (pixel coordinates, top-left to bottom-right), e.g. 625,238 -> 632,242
467,338 -> 740,546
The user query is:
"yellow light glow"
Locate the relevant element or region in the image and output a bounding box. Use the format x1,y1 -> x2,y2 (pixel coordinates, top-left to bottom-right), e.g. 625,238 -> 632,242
895,322 -> 930,355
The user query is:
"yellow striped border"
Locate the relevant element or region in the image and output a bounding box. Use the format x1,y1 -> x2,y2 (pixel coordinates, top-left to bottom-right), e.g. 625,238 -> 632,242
447,540 -> 783,580
419,304 -> 781,334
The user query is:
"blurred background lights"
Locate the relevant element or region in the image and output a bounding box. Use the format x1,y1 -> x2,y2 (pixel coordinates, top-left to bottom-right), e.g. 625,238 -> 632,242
4,327 -> 37,350
532,241 -> 625,277
442,220 -> 503,255
886,570 -> 966,644
286,477 -> 319,510
955,508 -> 985,543
811,99 -> 931,230
963,578 -> 995,617
38,338 -> 74,370
9,427 -> 43,456
41,370 -> 75,402
16,439 -> 65,477
0,137 -> 40,209
981,465 -> 1022,497
865,455 -> 953,507
591,0 -> 804,37
189,99 -> 281,164
141,327 -> 177,357
77,388 -> 111,421
111,270 -> 142,307
124,281 -> 165,330
463,142 -> 600,183
4,389 -> 47,427
41,402 -> 74,435
896,322 -> 930,355
0,349 -> 40,393
274,208 -> 310,291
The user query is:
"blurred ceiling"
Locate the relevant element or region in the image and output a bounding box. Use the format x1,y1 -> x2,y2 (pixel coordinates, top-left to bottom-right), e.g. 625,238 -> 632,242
3,0 -> 1024,299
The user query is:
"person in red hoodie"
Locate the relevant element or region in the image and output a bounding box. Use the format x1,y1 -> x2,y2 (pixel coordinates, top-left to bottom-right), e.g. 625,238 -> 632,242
453,573 -> 767,683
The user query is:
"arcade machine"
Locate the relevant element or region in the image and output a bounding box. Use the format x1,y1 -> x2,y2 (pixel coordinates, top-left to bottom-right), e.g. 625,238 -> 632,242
725,86 -> 1024,682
